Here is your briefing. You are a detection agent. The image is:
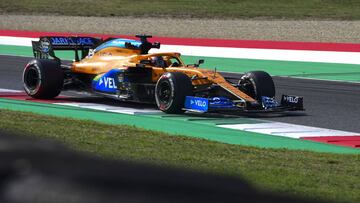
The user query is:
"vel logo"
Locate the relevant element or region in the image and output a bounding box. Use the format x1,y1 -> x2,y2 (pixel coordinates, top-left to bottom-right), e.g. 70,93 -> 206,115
191,99 -> 207,107
99,77 -> 117,89
284,96 -> 298,103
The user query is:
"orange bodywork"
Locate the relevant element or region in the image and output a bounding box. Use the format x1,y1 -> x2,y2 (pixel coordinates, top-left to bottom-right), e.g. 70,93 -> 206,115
71,46 -> 256,102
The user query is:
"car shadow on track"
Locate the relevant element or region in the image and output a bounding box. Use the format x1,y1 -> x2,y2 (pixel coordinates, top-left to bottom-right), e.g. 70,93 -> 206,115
184,111 -> 308,119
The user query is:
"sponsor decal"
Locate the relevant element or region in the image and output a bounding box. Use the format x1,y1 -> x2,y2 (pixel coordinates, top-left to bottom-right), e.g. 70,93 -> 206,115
211,97 -> 221,104
92,69 -> 121,93
184,96 -> 209,112
50,37 -> 95,46
208,97 -> 235,108
40,38 -> 50,53
98,52 -> 112,56
282,95 -> 299,103
191,99 -> 207,107
99,77 -> 117,89
261,96 -> 278,109
280,94 -> 303,109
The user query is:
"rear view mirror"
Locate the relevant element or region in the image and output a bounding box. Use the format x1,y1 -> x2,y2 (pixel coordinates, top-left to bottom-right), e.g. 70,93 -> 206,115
194,59 -> 205,67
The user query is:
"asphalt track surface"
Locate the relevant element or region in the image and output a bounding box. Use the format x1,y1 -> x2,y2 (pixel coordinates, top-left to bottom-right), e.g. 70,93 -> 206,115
1,55 -> 360,133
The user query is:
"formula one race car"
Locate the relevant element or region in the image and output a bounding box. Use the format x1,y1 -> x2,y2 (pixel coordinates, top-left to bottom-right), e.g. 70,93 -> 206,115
23,35 -> 304,113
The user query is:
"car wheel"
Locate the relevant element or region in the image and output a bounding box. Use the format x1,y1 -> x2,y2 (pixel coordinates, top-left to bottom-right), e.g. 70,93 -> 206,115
23,59 -> 64,99
155,72 -> 193,114
238,71 -> 275,101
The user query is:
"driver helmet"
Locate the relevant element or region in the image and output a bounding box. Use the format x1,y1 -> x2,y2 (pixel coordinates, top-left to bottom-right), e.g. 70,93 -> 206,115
150,56 -> 166,67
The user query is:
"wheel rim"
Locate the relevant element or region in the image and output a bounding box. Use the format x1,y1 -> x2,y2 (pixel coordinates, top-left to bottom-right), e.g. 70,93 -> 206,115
239,78 -> 256,99
158,81 -> 171,104
25,67 -> 40,90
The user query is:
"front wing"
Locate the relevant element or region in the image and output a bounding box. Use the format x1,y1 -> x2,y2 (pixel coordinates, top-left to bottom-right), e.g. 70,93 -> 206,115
183,95 -> 304,113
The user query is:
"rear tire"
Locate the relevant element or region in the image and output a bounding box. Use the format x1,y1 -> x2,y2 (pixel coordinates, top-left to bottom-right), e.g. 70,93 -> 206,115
238,71 -> 275,101
155,72 -> 193,114
23,59 -> 64,99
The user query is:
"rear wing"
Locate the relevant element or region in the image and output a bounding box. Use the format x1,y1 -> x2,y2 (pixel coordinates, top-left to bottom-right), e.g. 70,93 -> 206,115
32,36 -> 102,62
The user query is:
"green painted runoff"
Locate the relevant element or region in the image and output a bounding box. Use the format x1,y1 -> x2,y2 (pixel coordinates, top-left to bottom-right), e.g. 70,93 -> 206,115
0,98 -> 358,154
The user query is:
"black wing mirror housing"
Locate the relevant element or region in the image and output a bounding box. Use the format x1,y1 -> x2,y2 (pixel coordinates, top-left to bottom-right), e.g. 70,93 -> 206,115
194,59 -> 205,67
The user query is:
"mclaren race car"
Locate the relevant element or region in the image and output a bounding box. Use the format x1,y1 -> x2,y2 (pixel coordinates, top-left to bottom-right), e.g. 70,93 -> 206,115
23,35 -> 304,113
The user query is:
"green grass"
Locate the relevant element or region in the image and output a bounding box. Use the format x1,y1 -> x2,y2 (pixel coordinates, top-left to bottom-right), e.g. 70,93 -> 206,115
1,0 -> 360,19
0,109 -> 359,203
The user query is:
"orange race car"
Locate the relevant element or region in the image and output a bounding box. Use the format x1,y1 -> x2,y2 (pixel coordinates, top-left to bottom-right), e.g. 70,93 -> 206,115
23,35 -> 303,113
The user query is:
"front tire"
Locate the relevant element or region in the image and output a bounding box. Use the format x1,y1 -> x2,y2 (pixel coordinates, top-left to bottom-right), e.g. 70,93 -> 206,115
155,72 -> 193,114
23,59 -> 64,99
238,71 -> 275,101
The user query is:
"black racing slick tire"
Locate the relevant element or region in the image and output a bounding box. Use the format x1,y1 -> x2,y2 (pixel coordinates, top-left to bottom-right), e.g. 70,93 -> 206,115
238,71 -> 275,101
155,72 -> 193,114
23,59 -> 64,99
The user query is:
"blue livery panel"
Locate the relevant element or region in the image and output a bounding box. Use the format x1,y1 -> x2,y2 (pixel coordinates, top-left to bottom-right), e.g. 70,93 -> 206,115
92,69 -> 122,93
184,96 -> 238,112
208,97 -> 235,109
261,96 -> 279,109
184,96 -> 209,112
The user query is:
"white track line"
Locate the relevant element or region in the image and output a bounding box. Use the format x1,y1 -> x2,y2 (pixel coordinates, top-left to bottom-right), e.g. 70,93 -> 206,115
218,122 -> 360,139
0,88 -> 22,93
55,102 -> 160,115
0,36 -> 37,46
2,36 -> 360,65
